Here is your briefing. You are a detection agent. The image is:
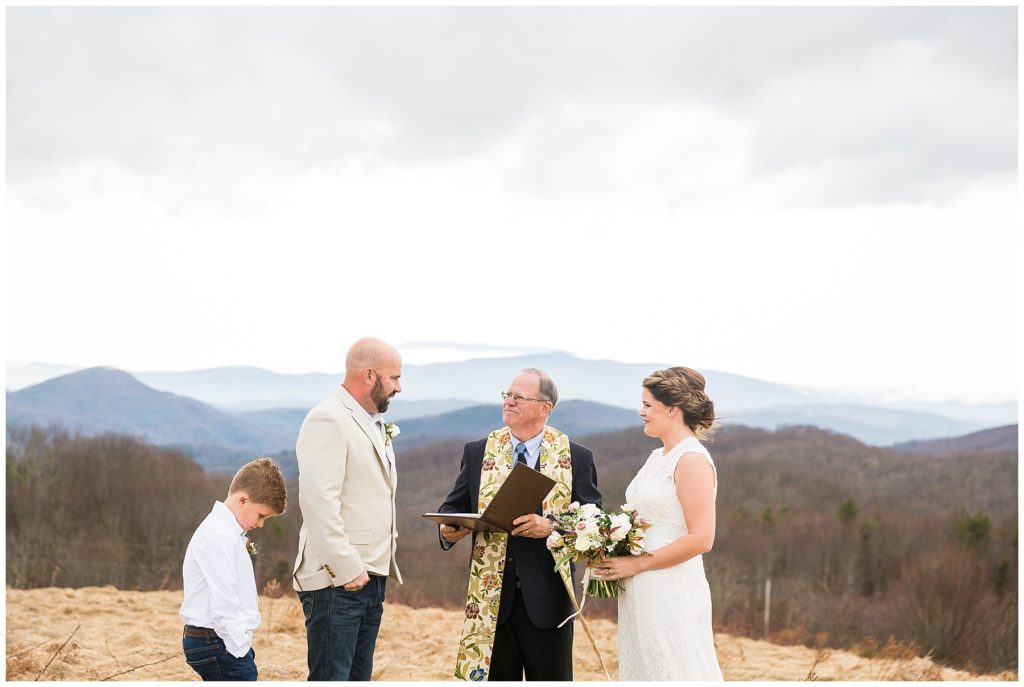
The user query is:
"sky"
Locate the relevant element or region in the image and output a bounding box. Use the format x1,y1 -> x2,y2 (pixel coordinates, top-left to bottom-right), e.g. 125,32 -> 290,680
5,6 -> 1019,403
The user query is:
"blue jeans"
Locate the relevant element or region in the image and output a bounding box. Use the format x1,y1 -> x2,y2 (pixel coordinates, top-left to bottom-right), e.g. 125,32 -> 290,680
182,630 -> 257,681
299,575 -> 387,681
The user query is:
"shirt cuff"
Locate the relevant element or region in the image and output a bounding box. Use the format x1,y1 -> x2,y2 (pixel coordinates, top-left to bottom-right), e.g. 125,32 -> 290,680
438,526 -> 456,551
215,624 -> 253,659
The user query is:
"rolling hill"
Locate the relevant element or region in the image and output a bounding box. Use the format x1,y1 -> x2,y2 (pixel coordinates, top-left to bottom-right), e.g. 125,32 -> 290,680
6,365 -> 1014,470
11,353 -> 819,412
730,403 -> 982,445
894,424 -> 1018,453
8,355 -> 1016,436
5,367 -> 291,460
381,399 -> 641,448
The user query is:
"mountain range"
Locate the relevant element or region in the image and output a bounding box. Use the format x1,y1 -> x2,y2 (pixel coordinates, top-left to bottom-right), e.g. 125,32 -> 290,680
10,353 -> 821,412
5,368 -> 285,455
9,355 -> 1017,424
894,424 -> 1018,453
6,354 -> 1017,462
6,367 -> 644,468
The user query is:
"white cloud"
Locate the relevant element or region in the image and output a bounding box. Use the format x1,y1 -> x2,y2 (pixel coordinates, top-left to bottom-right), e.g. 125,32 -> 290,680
4,6 -> 1017,402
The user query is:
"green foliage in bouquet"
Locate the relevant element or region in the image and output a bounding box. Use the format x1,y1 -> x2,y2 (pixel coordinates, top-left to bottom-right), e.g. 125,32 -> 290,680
548,502 -> 652,598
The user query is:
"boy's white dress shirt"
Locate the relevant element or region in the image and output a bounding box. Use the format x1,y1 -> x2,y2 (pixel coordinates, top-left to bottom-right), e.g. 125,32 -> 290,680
180,501 -> 261,658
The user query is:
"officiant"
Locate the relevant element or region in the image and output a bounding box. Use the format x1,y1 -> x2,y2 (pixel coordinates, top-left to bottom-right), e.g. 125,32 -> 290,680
435,368 -> 602,681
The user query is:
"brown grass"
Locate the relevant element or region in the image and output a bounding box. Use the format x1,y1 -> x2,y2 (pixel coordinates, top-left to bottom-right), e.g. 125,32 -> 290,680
5,587 -> 1016,681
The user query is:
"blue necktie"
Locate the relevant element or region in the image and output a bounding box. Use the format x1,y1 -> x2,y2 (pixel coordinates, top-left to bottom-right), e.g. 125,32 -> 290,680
515,442 -> 528,467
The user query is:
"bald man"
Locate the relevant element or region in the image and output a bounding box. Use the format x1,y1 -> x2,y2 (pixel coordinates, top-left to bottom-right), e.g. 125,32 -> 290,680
292,337 -> 404,681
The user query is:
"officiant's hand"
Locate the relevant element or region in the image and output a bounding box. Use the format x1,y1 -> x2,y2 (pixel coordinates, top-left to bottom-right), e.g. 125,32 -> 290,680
440,524 -> 472,543
511,514 -> 553,538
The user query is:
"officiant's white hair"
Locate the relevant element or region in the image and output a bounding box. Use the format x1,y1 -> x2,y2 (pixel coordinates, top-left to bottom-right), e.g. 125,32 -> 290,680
521,367 -> 558,408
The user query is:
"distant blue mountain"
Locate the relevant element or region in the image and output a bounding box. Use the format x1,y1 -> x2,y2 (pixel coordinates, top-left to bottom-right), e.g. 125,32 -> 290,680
6,355 -> 1016,446
893,424 -> 1018,454
6,361 -> 81,390
9,353 -> 819,412
6,367 -> 292,459
232,399 -> 485,451
728,403 -> 982,446
135,366 -> 338,410
391,399 -> 642,449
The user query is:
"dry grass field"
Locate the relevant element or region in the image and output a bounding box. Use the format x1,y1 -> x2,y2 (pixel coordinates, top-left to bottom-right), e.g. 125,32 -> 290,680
5,586 -> 1016,681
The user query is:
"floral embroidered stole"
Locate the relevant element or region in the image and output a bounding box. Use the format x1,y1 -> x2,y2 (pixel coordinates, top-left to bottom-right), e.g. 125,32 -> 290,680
453,426 -> 573,681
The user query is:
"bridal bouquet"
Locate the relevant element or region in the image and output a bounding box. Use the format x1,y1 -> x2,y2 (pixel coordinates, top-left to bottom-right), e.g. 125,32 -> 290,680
547,502 -> 651,598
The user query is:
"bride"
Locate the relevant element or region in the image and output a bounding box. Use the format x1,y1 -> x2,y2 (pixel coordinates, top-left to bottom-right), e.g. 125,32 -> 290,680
592,366 -> 723,680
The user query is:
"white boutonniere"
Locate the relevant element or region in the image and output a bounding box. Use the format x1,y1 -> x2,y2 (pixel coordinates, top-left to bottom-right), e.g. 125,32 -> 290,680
384,421 -> 400,446
246,537 -> 258,556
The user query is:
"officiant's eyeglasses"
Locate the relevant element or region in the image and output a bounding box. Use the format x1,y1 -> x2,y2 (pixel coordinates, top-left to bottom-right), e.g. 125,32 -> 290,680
501,391 -> 549,404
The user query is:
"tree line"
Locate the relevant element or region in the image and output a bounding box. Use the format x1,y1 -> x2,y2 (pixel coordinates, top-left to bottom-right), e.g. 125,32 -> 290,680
5,422 -> 1017,673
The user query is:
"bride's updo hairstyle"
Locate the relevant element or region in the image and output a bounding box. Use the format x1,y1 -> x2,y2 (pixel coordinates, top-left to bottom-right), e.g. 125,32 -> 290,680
642,366 -> 717,440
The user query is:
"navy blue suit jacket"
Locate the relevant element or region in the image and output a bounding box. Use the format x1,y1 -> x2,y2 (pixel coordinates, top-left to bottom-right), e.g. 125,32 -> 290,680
438,437 -> 602,628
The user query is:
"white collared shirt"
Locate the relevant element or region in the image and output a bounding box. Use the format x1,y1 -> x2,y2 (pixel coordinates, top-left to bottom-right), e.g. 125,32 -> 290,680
179,501 -> 261,658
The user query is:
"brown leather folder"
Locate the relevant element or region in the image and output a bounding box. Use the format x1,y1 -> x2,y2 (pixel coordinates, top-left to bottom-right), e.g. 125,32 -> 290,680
423,462 -> 558,533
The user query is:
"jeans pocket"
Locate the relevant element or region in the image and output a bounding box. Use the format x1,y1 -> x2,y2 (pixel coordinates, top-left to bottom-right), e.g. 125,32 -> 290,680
185,650 -> 216,666
299,592 -> 313,621
183,639 -> 219,662
186,653 -> 223,680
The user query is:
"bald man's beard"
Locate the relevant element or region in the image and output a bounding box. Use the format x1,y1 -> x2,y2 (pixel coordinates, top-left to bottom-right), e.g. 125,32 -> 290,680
372,376 -> 395,413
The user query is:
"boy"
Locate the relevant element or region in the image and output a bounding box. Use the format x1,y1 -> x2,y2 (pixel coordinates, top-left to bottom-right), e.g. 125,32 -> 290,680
180,457 -> 287,681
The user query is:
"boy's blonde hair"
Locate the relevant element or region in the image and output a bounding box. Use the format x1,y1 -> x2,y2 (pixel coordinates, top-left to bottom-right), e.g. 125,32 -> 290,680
228,457 -> 287,514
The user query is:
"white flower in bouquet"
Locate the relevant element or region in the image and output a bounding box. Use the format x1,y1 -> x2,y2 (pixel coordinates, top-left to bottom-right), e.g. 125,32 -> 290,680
578,503 -> 601,518
608,513 -> 631,541
575,534 -> 597,552
620,503 -> 636,513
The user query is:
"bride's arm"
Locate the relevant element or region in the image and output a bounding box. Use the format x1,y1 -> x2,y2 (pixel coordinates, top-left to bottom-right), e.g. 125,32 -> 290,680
596,452 -> 716,579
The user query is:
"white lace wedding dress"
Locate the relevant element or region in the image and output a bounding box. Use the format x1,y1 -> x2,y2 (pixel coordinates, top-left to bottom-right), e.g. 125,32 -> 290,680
617,436 -> 724,680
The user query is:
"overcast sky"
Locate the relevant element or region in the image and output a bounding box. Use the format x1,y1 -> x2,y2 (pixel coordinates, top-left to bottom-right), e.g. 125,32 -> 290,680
5,6 -> 1018,402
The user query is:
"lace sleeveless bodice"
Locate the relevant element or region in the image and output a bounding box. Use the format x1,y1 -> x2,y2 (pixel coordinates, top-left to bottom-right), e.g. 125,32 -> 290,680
617,436 -> 723,680
624,436 -> 717,548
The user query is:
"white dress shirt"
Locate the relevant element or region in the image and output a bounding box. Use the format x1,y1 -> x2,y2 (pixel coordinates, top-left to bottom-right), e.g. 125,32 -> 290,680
179,501 -> 261,658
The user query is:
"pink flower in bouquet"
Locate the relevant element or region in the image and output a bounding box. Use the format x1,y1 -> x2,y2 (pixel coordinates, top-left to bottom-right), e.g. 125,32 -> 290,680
546,532 -> 563,550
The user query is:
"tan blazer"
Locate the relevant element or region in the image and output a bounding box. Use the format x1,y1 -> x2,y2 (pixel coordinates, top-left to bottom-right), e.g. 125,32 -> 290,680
292,385 -> 402,591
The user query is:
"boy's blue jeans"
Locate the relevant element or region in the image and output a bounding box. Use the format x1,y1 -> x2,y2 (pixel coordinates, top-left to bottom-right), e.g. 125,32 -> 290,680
182,628 -> 257,681
299,575 -> 387,681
